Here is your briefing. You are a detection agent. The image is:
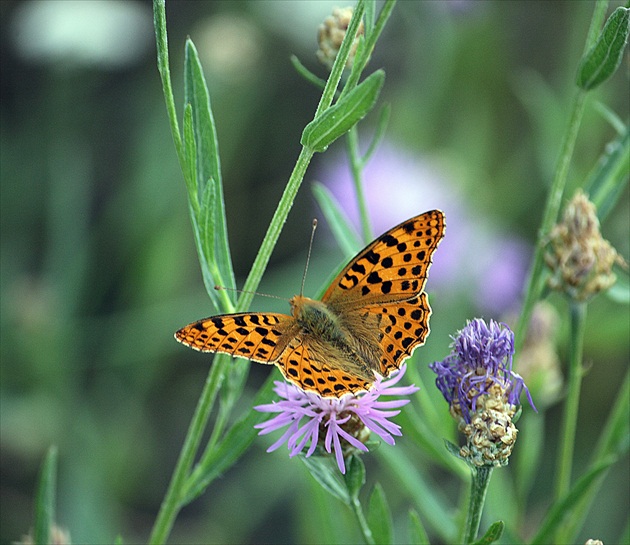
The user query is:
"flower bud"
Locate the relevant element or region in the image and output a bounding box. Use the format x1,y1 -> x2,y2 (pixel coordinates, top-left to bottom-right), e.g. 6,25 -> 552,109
545,190 -> 625,301
317,7 -> 364,70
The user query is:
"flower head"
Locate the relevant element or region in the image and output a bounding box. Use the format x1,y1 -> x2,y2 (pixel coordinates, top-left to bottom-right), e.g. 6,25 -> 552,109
316,7 -> 364,70
254,365 -> 418,474
545,190 -> 625,301
430,319 -> 535,467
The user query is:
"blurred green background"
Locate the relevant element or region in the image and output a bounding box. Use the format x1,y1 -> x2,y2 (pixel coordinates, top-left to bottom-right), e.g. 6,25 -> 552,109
1,1 -> 628,544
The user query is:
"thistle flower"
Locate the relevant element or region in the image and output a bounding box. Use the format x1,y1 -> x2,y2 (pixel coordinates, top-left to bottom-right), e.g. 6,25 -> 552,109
316,6 -> 364,70
430,319 -> 535,467
254,365 -> 418,474
545,190 -> 625,301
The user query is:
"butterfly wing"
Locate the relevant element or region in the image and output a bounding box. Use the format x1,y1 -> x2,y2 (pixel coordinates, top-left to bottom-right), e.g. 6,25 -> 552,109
175,313 -> 296,363
323,210 -> 444,380
365,293 -> 432,376
275,335 -> 373,397
323,210 -> 445,308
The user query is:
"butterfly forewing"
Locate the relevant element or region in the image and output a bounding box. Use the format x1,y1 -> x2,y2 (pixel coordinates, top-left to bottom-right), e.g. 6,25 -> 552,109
175,313 -> 294,363
323,210 -> 445,307
366,293 -> 432,376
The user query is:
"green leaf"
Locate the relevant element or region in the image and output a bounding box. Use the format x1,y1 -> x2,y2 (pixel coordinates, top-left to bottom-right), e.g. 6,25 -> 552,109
184,39 -> 236,299
585,126 -> 629,222
377,446 -> 458,542
577,7 -> 630,90
362,103 -> 391,166
33,446 -> 58,545
344,454 -> 366,500
311,182 -> 362,257
367,483 -> 393,545
182,103 -> 198,212
181,373 -> 276,504
290,55 -> 326,91
444,439 -> 465,461
408,509 -> 430,545
301,70 -> 385,152
301,455 -> 351,505
473,521 -> 504,544
530,457 -> 617,545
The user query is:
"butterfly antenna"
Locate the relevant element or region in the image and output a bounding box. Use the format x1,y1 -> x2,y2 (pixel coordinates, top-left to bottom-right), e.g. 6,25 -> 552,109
300,219 -> 318,296
214,286 -> 287,302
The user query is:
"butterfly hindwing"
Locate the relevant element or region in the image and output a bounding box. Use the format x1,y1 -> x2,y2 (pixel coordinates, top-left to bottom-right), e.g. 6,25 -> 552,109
323,210 -> 445,307
275,336 -> 373,397
175,313 -> 294,363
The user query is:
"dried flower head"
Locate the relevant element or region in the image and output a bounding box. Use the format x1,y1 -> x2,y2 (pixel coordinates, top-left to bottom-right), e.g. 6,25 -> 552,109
545,190 -> 625,301
317,6 -> 364,70
254,365 -> 418,474
430,319 -> 535,467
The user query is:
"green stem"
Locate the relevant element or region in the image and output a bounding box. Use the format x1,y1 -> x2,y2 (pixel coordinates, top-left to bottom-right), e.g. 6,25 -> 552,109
514,0 -> 608,353
347,127 -> 372,242
237,146 -> 314,311
148,352 -> 230,544
554,301 -> 587,541
462,466 -> 493,544
351,496 -> 376,545
341,0 -> 397,98
314,0 -> 366,117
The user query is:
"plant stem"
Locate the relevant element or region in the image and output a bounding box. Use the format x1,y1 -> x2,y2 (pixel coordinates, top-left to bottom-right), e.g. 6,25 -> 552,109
514,0 -> 608,353
148,352 -> 230,544
554,301 -> 587,542
351,496 -> 376,545
237,147 -> 314,310
347,127 -> 372,242
462,466 -> 493,544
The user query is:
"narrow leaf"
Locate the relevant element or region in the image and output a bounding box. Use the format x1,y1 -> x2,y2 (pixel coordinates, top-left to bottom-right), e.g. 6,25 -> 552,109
311,182 -> 362,257
301,455 -> 351,505
362,102 -> 391,166
408,509 -> 430,545
344,454 -> 366,501
585,126 -> 629,222
290,55 -> 326,90
368,483 -> 393,545
378,446 -> 458,542
184,39 -> 236,298
182,104 -> 198,212
577,6 -> 630,90
33,446 -> 58,545
302,70 -> 385,152
530,457 -> 616,545
181,373 -> 277,504
473,521 -> 505,544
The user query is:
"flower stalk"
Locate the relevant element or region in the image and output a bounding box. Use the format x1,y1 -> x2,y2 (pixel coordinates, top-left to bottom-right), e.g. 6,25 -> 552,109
554,301 -> 587,541
462,465 -> 493,544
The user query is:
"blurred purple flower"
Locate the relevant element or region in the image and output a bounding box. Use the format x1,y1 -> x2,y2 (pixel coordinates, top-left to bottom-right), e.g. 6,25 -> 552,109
429,318 -> 535,424
254,365 -> 418,474
319,144 -> 531,314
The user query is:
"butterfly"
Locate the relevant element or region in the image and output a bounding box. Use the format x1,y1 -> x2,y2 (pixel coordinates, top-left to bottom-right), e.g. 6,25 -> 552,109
175,210 -> 445,397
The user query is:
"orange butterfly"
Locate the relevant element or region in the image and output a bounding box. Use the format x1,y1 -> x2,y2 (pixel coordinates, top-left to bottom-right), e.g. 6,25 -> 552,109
176,210 -> 445,397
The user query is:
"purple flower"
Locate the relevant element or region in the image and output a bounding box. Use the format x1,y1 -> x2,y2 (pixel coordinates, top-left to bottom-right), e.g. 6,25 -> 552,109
254,365 -> 419,474
430,319 -> 535,424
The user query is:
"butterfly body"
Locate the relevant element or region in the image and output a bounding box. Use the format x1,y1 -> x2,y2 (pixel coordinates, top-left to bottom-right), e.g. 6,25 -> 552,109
176,210 -> 445,397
